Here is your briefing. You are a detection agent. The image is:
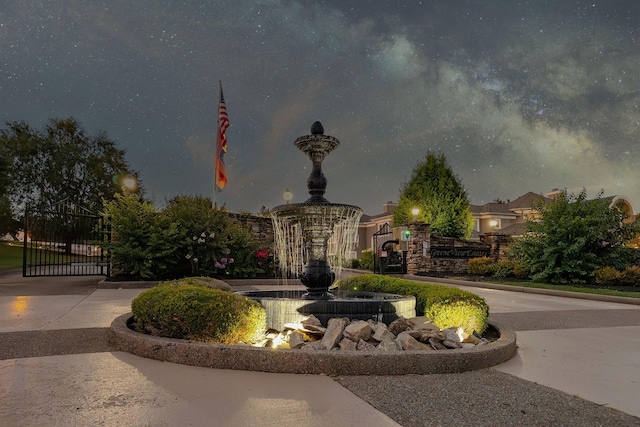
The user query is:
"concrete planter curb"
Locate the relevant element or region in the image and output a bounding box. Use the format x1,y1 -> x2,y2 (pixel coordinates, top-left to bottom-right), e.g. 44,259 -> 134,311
109,313 -> 517,375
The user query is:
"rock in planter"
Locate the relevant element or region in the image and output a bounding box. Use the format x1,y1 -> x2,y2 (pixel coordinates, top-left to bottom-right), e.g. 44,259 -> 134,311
344,320 -> 373,342
321,317 -> 349,350
396,331 -> 432,351
377,339 -> 402,352
371,322 -> 396,342
388,317 -> 415,335
339,337 -> 358,351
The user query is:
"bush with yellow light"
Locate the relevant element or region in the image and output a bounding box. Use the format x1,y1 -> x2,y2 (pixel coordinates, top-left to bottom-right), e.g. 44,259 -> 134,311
335,274 -> 489,336
131,280 -> 266,344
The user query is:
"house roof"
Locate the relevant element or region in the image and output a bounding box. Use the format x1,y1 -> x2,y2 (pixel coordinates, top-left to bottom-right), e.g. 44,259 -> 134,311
470,202 -> 512,214
494,222 -> 527,236
507,192 -> 552,210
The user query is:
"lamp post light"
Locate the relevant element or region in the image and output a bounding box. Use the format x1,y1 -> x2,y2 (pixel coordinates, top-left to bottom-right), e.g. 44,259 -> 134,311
121,175 -> 137,195
411,207 -> 420,221
283,189 -> 293,204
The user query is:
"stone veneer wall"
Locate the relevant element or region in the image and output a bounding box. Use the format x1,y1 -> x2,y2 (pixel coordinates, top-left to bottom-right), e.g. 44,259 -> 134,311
406,222 -> 491,276
229,213 -> 275,251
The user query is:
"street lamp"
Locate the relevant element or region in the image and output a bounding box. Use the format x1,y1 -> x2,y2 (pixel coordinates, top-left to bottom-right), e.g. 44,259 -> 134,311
411,207 -> 420,221
283,189 -> 293,204
120,175 -> 137,194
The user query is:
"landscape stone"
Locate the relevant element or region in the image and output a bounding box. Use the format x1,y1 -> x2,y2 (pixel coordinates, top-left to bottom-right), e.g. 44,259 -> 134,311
376,339 -> 402,352
344,320 -> 373,342
443,327 -> 463,346
418,329 -> 446,343
301,314 -> 323,327
396,331 -> 432,351
429,337 -> 448,350
442,339 -> 460,349
288,331 -> 306,349
372,325 -> 396,342
388,317 -> 415,335
321,317 -> 348,350
338,337 -> 358,351
356,339 -> 376,351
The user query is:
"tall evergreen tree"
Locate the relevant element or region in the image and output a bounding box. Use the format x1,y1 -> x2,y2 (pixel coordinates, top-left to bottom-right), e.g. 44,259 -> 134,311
393,152 -> 472,238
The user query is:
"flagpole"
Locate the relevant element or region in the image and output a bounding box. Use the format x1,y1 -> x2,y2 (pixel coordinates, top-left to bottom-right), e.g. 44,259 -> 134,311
213,81 -> 221,209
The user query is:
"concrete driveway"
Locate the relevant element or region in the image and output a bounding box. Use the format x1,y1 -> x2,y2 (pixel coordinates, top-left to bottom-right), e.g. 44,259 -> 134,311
0,273 -> 639,426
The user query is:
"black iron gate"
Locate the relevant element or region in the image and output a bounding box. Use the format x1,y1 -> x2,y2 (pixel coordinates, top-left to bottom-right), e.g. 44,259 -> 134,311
23,200 -> 110,277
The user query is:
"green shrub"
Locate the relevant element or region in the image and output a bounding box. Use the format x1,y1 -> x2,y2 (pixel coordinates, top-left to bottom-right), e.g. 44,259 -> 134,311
159,276 -> 232,292
491,259 -> 516,278
102,194 -> 179,279
349,259 -> 361,269
512,260 -> 531,279
593,267 -> 621,286
467,257 -> 495,276
426,300 -> 488,337
620,266 -> 640,287
359,249 -> 374,271
335,274 -> 488,335
131,283 -> 266,344
103,195 -> 267,280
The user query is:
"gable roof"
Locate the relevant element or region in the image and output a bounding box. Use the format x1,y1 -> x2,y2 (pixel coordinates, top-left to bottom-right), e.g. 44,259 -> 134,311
507,192 -> 552,210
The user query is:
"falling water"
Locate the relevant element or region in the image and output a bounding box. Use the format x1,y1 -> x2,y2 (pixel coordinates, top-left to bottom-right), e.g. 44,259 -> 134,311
271,203 -> 362,282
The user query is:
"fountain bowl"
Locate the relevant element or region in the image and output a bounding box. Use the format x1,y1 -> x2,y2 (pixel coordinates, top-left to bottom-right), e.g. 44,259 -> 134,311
238,289 -> 416,331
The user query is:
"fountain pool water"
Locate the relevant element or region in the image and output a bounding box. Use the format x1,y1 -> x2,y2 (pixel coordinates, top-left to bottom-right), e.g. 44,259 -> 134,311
241,122 -> 416,331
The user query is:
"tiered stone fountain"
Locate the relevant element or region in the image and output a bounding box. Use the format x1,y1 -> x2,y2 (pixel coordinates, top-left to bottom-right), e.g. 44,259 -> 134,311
241,122 -> 416,330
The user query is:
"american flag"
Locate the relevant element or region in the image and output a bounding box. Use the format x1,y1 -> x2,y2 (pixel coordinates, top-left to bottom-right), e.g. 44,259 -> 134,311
215,82 -> 229,190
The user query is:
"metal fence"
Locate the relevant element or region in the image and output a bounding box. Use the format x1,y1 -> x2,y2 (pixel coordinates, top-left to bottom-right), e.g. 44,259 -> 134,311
23,200 -> 110,277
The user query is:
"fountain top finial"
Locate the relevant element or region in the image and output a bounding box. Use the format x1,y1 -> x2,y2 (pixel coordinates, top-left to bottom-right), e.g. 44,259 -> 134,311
310,121 -> 324,135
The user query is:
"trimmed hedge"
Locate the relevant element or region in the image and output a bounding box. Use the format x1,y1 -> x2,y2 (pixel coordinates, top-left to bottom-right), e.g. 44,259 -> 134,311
593,266 -> 640,287
467,257 -> 530,279
159,276 -> 233,292
131,282 -> 266,344
335,274 -> 489,335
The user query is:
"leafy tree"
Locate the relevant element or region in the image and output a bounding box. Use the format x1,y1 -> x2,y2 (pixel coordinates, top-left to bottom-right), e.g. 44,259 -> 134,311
511,189 -> 640,284
0,155 -> 18,238
393,152 -> 473,238
1,118 -> 138,214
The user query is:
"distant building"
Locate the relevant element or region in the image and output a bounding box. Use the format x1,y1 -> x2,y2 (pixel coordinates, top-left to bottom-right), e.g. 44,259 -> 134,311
357,190 -> 637,256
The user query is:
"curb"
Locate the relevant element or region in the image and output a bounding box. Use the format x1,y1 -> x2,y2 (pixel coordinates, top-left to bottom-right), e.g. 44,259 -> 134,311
406,275 -> 640,306
109,313 -> 517,376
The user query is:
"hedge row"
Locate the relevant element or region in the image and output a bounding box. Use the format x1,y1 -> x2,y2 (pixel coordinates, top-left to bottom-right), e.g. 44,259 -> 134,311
467,257 -> 530,279
335,274 -> 489,335
593,266 -> 640,287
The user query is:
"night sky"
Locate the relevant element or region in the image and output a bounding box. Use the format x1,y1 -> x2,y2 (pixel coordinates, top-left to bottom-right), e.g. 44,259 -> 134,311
2,1 -> 639,215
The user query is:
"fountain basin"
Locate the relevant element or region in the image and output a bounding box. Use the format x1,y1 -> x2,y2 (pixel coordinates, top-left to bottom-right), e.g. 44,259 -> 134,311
238,289 -> 416,331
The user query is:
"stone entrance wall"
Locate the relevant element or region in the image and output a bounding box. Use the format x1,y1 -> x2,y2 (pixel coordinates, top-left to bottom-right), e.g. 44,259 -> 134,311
229,213 -> 275,251
405,222 -> 491,275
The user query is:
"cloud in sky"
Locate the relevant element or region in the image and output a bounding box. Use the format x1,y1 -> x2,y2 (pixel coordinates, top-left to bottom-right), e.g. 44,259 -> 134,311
2,0 -> 639,214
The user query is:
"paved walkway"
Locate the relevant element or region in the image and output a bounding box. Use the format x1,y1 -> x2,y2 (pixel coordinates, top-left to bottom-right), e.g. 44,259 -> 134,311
0,272 -> 639,426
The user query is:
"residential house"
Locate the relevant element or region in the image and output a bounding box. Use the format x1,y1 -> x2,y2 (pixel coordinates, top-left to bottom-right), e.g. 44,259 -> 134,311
356,191 -> 637,256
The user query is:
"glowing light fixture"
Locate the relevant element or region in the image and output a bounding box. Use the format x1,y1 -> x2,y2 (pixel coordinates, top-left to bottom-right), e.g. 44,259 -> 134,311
411,207 -> 420,220
283,189 -> 293,204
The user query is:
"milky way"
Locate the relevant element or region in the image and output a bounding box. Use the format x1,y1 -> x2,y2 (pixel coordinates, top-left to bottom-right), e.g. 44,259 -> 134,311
2,1 -> 639,214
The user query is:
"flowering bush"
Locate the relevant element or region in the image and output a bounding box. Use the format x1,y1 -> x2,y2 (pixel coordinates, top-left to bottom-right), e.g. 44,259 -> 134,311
103,195 -> 268,279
